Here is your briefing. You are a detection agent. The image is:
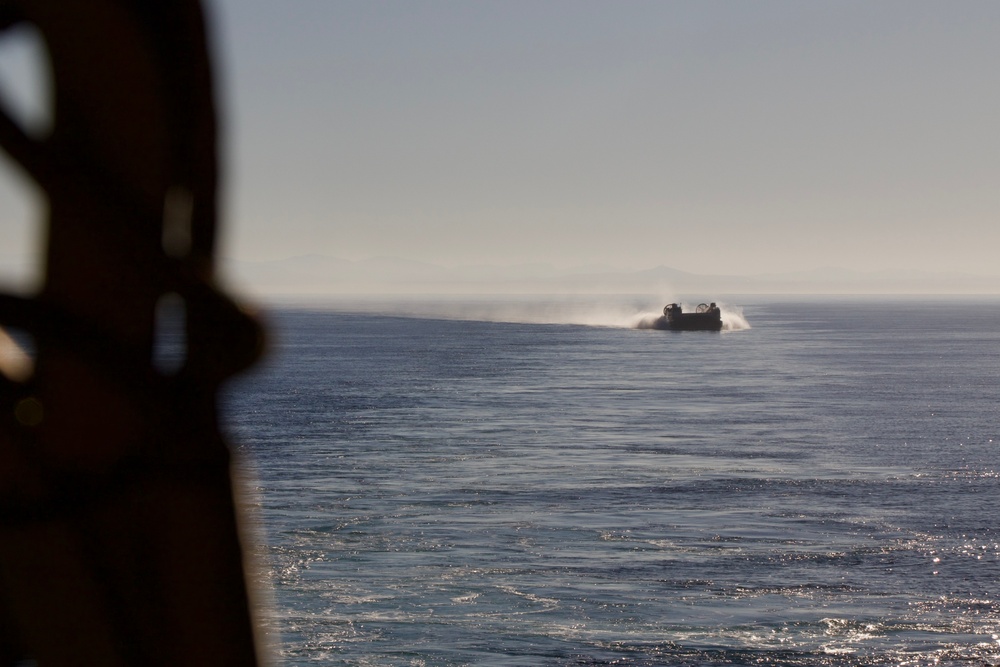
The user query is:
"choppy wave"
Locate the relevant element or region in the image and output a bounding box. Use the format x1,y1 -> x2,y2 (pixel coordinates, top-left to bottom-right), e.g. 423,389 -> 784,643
229,300 -> 1000,666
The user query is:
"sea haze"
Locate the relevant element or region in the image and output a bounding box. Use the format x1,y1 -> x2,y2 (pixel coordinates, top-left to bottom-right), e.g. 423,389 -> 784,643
224,297 -> 1000,666
223,255 -> 1000,296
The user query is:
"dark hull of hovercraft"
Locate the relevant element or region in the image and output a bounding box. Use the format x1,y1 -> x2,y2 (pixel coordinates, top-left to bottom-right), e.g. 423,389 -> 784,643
651,313 -> 723,331
653,302 -> 724,331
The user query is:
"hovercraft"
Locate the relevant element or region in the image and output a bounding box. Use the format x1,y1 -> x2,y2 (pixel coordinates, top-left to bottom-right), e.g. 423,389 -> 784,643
653,302 -> 723,331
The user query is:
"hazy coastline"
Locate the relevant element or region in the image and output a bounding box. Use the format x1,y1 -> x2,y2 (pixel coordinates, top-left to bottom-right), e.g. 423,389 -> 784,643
222,254 -> 1000,298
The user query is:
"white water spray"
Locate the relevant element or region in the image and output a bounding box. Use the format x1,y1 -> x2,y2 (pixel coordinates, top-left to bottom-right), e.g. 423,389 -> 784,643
719,304 -> 751,331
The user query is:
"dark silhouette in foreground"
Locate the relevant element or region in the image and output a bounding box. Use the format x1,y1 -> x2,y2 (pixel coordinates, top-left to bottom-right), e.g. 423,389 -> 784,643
0,1 -> 264,664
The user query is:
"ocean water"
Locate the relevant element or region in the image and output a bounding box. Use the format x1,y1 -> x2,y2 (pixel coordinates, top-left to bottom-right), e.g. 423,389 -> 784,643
224,297 -> 1000,666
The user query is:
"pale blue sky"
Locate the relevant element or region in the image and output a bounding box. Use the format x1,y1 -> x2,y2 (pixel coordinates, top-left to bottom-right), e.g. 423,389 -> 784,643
2,1 -> 999,279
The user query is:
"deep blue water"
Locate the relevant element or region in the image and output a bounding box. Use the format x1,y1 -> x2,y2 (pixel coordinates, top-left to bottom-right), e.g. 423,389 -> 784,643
224,297 -> 1000,666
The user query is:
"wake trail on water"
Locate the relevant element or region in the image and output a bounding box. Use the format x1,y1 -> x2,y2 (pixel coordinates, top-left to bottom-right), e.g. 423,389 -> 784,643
310,298 -> 750,331
436,300 -> 752,331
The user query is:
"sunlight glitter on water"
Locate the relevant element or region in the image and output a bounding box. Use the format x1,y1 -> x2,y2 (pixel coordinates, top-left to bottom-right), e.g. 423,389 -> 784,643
226,299 -> 1000,665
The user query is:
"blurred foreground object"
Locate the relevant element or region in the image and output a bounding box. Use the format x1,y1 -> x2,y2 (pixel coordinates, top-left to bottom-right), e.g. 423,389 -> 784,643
0,1 -> 264,664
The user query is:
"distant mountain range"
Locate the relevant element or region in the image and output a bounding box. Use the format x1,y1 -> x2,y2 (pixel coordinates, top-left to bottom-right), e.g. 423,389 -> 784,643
220,254 -> 1000,297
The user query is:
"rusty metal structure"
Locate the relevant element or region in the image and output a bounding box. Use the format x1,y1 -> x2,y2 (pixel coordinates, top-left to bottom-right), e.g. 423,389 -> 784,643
0,1 -> 264,664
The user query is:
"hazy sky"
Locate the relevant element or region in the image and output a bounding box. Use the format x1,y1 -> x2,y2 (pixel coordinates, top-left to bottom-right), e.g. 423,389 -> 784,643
2,1 -> 999,278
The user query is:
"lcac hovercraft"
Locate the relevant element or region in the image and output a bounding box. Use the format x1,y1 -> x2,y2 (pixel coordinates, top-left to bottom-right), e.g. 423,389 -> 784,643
652,302 -> 723,331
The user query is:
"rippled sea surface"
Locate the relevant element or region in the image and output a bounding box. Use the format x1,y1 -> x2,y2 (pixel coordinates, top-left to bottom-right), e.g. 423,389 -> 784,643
224,297 -> 1000,666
